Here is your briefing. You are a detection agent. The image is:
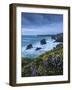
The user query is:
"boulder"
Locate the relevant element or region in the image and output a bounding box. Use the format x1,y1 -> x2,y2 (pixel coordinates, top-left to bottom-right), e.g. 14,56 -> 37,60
26,44 -> 33,50
56,44 -> 63,48
40,39 -> 46,45
35,47 -> 42,51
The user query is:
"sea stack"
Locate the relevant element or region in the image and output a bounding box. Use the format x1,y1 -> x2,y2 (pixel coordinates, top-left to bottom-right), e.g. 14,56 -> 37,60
26,44 -> 33,50
40,39 -> 46,45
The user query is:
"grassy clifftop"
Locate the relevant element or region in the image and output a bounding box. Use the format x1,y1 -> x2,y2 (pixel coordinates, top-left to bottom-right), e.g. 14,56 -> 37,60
22,47 -> 63,77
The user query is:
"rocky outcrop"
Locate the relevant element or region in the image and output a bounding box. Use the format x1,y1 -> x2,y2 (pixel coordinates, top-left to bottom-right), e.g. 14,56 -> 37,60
35,47 -> 42,51
26,44 -> 33,50
56,43 -> 63,48
55,34 -> 63,42
47,55 -> 63,68
52,33 -> 63,42
40,39 -> 46,45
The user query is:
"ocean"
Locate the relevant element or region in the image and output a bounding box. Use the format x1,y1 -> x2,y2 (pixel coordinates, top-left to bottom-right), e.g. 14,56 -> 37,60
21,35 -> 59,58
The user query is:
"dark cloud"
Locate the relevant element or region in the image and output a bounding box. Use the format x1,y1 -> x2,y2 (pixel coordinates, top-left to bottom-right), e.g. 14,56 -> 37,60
21,13 -> 63,28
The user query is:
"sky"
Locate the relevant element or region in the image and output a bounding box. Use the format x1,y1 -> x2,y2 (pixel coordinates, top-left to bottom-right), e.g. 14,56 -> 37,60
21,12 -> 63,35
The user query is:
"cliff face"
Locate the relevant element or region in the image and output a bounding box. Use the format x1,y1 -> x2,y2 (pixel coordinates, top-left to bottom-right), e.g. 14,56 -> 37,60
52,33 -> 63,42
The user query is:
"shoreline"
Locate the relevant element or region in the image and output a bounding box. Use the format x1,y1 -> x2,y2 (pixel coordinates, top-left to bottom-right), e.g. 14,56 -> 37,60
21,39 -> 60,58
21,33 -> 63,58
22,45 -> 63,60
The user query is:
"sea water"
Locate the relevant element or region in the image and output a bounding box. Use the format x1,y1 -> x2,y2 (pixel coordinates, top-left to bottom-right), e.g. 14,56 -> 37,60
21,35 -> 59,58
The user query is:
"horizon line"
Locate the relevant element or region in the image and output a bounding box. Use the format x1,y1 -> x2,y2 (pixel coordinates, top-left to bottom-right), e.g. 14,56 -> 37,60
21,32 -> 63,36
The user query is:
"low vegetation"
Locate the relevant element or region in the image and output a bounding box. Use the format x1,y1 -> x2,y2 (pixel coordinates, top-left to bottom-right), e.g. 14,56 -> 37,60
22,45 -> 63,77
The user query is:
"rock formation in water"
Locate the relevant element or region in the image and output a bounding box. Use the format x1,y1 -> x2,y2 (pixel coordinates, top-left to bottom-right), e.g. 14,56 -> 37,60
40,39 -> 46,45
26,44 -> 33,50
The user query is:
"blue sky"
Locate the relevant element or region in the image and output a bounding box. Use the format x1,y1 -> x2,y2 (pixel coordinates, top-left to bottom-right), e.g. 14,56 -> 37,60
21,12 -> 63,35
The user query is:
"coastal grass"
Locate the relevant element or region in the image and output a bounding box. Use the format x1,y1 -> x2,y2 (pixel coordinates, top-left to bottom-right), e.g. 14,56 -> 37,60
22,47 -> 63,77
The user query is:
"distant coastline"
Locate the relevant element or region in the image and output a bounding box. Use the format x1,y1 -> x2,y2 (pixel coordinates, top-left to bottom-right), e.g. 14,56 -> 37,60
22,33 -> 63,42
22,33 -> 63,36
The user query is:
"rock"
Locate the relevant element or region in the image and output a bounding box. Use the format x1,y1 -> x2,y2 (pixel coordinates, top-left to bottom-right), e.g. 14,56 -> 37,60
55,37 -> 63,42
55,33 -> 63,42
35,47 -> 42,51
40,39 -> 46,45
47,55 -> 52,61
56,44 -> 63,48
31,64 -> 38,76
51,33 -> 63,42
51,35 -> 56,39
47,55 -> 63,69
26,44 -> 33,50
43,60 -> 48,67
53,47 -> 56,50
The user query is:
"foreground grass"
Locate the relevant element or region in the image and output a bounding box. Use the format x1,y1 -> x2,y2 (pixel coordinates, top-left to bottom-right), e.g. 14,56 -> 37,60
22,47 -> 63,77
